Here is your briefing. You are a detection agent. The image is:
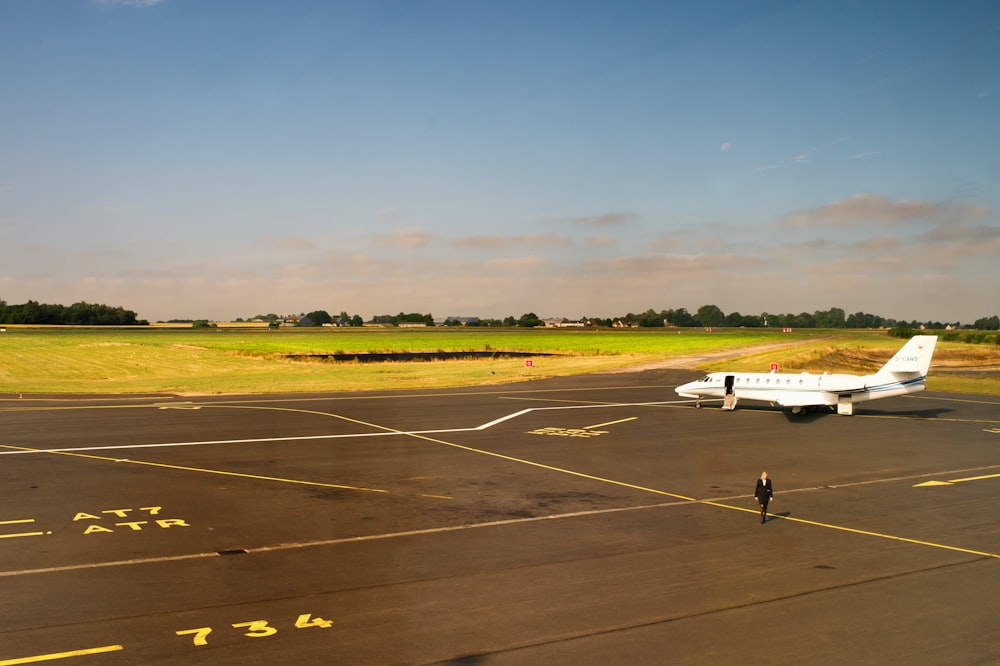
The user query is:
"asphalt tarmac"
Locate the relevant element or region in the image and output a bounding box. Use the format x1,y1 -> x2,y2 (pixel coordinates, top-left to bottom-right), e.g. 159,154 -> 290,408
2,369 -> 999,665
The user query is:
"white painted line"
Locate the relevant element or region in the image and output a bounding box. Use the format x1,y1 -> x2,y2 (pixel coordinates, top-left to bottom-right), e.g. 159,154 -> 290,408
0,400 -> 685,456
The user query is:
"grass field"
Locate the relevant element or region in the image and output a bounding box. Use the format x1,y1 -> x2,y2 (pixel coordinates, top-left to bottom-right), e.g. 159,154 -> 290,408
0,326 -> 997,396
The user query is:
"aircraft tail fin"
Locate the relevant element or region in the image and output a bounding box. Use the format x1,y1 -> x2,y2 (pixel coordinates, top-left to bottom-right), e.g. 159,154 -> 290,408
876,335 -> 937,378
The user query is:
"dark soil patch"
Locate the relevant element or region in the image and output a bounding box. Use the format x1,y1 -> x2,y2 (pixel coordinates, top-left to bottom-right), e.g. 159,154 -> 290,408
285,351 -> 563,363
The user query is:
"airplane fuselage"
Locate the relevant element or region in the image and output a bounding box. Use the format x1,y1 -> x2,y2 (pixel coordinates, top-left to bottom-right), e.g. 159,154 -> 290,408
676,370 -> 926,413
674,335 -> 937,415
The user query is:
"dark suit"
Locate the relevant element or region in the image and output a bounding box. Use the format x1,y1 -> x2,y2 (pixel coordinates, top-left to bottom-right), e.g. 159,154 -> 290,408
754,478 -> 773,507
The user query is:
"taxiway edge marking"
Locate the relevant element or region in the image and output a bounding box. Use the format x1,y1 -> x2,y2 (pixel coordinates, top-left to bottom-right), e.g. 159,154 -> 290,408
0,445 -> 392,495
0,644 -> 123,665
703,501 -> 1000,560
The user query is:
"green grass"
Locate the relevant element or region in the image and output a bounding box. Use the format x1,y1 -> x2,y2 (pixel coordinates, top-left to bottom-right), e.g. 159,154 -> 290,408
0,326 -> 995,396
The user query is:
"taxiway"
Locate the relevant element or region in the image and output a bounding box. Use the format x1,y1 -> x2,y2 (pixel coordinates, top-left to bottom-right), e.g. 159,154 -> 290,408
2,369 -> 999,664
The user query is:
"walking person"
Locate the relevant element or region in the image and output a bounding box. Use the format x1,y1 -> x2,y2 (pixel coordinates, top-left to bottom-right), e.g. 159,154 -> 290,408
754,471 -> 773,524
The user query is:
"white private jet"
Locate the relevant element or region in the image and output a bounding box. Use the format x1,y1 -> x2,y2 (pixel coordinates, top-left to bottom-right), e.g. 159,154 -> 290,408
675,335 -> 937,415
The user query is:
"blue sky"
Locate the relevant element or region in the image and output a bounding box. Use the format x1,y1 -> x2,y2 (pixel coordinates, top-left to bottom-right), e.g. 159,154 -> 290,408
1,0 -> 997,323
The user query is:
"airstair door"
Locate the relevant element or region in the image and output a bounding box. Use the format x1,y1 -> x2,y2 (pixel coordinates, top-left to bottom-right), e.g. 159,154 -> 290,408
723,375 -> 737,410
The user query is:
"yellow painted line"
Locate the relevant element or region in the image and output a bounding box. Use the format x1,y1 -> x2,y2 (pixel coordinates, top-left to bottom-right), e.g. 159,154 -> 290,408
703,501 -> 1000,560
0,403 -> 153,413
0,384 -> 675,412
952,472 -> 1000,483
310,409 -> 1000,566
502,396 -> 654,407
0,444 -> 390,495
361,407 -> 1000,558
319,413 -> 696,502
906,394 -> 1000,407
403,433 -> 696,501
1,500 -> 693,577
196,404 -> 363,420
0,443 -> 451,499
862,414 -> 1000,425
0,645 -> 123,665
0,518 -> 45,540
0,551 -> 219,578
196,384 -> 672,404
585,417 -> 638,429
915,472 -> 1000,487
6,396 -> 995,562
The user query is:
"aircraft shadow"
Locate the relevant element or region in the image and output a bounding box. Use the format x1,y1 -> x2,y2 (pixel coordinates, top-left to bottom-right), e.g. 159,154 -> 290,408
782,410 -> 831,424
779,406 -> 954,422
689,404 -> 953,421
861,407 -> 953,419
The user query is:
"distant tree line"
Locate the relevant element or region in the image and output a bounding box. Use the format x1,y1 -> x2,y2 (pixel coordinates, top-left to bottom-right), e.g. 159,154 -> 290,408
247,305 -> 1000,332
369,312 -> 435,326
586,306 -> 997,331
442,314 -> 545,327
237,311 -> 366,327
7,298 -> 998,332
890,326 -> 1000,345
366,312 -> 545,327
0,299 -> 146,325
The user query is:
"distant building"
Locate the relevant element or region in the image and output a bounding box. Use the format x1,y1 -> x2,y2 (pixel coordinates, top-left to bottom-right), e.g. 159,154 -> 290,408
543,318 -> 586,328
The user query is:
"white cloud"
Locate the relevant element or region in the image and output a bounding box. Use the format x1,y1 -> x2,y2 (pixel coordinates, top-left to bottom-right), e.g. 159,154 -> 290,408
94,0 -> 168,7
546,212 -> 639,227
483,255 -> 547,268
373,229 -> 436,249
585,235 -> 618,249
263,236 -> 315,251
3,191 -> 994,323
452,232 -> 573,250
4,232 -> 994,323
780,194 -> 992,228
650,236 -> 684,251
